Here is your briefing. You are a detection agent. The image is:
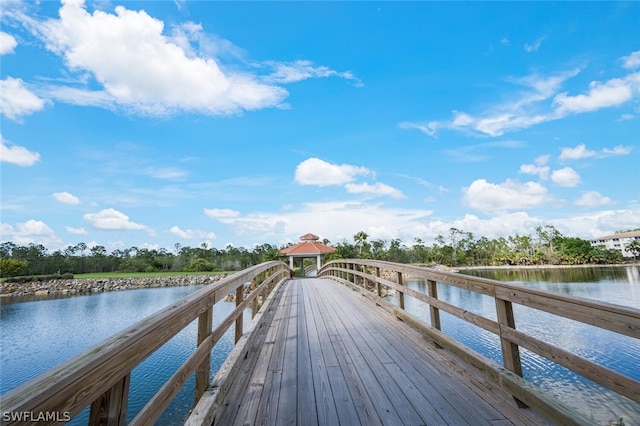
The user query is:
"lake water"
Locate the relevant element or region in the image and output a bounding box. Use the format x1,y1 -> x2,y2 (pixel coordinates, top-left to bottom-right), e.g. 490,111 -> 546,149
1,266 -> 639,425
0,286 -> 246,425
390,265 -> 640,425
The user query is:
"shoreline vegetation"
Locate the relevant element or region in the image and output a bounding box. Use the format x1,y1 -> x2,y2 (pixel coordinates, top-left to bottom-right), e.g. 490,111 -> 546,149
1,226 -> 638,299
2,263 -> 637,300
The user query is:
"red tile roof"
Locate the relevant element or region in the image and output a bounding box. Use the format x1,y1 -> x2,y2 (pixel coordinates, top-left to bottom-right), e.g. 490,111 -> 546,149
299,233 -> 319,241
278,233 -> 336,255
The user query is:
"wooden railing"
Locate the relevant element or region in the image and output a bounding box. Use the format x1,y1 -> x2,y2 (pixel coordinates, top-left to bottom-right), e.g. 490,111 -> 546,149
319,259 -> 640,425
0,261 -> 290,426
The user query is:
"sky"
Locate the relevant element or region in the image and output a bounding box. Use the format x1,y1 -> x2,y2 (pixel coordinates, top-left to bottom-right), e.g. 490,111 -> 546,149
1,0 -> 639,253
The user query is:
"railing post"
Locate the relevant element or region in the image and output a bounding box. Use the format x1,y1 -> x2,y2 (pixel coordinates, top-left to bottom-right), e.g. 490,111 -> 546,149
251,276 -> 259,318
89,373 -> 130,426
195,306 -> 213,404
375,267 -> 381,297
495,298 -> 527,408
427,279 -> 443,349
235,284 -> 245,343
427,279 -> 441,330
397,271 -> 405,310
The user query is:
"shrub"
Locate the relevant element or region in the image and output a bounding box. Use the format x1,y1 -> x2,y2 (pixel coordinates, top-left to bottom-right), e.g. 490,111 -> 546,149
4,273 -> 74,283
184,258 -> 215,272
0,258 -> 29,278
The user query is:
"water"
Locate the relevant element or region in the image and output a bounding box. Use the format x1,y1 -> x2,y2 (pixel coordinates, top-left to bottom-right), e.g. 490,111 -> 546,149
0,286 -> 246,425
390,266 -> 640,425
2,267 -> 639,425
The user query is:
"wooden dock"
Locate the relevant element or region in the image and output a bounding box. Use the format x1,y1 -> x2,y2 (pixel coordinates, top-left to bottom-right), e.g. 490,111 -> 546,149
211,278 -> 551,425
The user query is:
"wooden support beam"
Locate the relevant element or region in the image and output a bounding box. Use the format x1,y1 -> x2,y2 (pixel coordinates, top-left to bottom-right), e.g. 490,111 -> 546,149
235,284 -> 245,343
195,307 -> 213,404
89,373 -> 130,426
495,298 -> 527,408
397,271 -> 405,310
427,279 -> 442,349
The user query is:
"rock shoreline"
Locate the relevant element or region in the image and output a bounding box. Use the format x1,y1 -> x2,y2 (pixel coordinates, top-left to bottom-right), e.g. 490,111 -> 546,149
0,274 -> 229,298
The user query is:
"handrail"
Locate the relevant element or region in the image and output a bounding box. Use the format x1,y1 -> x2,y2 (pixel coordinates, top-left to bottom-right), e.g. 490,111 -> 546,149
319,259 -> 640,424
0,261 -> 290,426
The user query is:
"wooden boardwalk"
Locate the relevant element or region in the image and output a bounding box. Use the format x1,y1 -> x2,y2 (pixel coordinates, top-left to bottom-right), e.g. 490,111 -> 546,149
213,278 -> 552,426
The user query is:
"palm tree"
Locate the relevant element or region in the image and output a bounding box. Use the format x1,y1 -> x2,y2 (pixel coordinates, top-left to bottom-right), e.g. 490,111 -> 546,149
626,239 -> 640,261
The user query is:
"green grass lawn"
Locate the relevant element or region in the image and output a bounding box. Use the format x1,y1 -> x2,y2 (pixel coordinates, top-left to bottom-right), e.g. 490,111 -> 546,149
75,271 -> 234,279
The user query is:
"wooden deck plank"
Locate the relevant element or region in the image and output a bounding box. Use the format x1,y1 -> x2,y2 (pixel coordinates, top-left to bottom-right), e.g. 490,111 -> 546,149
302,281 -> 339,426
334,282 -> 533,426
213,278 -> 553,426
311,285 -> 383,426
345,282 -> 552,426
296,280 -> 318,426
254,280 -> 294,426
306,285 -> 361,426
213,282 -> 290,426
228,283 -> 290,426
276,280 -> 298,426
317,282 -> 406,425
321,281 -> 434,425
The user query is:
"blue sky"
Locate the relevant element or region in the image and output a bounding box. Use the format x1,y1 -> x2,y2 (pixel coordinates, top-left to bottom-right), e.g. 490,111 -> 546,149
1,0 -> 639,252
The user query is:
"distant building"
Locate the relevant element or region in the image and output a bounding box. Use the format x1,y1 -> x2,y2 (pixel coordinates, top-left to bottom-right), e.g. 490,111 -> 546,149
590,230 -> 640,257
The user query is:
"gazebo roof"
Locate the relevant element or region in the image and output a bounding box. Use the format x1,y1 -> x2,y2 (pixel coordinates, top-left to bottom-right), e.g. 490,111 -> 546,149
278,234 -> 336,256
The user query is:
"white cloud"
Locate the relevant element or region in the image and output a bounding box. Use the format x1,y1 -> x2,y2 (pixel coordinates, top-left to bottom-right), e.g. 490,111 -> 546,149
32,1 -> 287,116
559,143 -> 597,160
52,191 -> 81,205
169,225 -> 216,240
344,182 -> 405,199
519,163 -> 550,180
212,200 -> 434,243
401,69 -> 579,137
66,226 -> 88,235
84,208 -> 152,234
559,143 -> 632,160
142,167 -> 188,180
463,179 -> 554,212
402,50 -> 640,138
524,36 -> 546,53
575,191 -> 615,207
520,154 -> 551,180
553,73 -> 640,114
554,208 -> 640,239
0,77 -> 47,120
0,135 -> 41,166
551,167 -> 581,187
263,60 -> 363,87
295,157 -> 371,186
0,31 -> 17,54
621,50 -> 640,70
602,145 -> 632,156
0,220 -> 61,246
204,208 -> 241,219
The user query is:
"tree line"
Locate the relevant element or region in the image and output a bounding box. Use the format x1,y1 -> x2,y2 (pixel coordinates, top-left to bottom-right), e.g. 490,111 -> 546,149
1,225 -> 638,278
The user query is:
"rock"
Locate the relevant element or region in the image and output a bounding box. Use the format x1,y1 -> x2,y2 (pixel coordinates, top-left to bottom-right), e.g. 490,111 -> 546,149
0,274 -> 229,298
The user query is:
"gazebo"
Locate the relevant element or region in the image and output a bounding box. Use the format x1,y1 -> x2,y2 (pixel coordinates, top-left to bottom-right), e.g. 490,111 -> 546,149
278,233 -> 336,272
